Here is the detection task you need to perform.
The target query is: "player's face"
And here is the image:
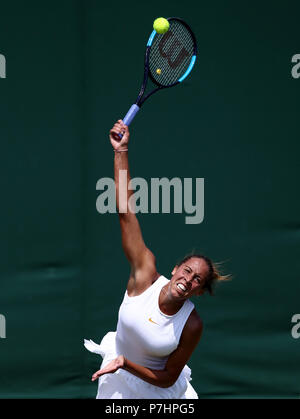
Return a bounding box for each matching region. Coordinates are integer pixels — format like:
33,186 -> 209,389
170,257 -> 209,299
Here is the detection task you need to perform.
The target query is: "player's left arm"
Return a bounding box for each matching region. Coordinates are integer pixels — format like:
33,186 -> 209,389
160,309 -> 203,387
91,310 -> 203,388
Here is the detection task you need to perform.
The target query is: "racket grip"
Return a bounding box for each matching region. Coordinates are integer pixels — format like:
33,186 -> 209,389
119,104 -> 140,138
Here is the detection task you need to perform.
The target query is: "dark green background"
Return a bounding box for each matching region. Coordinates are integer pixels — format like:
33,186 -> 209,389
0,0 -> 299,398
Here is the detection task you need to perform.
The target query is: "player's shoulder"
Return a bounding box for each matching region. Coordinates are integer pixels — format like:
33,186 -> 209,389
185,308 -> 203,336
180,309 -> 203,347
127,270 -> 160,296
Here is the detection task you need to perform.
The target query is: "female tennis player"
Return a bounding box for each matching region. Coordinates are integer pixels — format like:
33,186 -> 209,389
84,120 -> 228,399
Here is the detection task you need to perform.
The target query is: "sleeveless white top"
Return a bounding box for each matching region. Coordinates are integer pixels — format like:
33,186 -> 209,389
84,275 -> 198,399
116,275 -> 195,370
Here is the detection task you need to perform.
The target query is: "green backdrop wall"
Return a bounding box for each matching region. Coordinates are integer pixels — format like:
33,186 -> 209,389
0,0 -> 299,398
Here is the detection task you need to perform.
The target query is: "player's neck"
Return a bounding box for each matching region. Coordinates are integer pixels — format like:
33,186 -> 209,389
159,286 -> 184,315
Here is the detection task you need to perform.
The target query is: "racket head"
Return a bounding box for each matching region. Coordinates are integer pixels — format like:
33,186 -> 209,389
146,17 -> 197,88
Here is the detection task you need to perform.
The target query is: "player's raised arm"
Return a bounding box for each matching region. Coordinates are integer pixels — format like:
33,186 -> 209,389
109,120 -> 158,294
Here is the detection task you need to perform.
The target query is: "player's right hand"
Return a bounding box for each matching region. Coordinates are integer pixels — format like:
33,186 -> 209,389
91,355 -> 125,381
109,120 -> 130,151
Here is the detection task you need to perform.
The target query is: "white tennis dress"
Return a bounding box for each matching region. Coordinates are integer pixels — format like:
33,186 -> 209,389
84,275 -> 198,399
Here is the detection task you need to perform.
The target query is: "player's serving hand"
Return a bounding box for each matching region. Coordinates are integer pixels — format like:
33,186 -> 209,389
109,120 -> 130,151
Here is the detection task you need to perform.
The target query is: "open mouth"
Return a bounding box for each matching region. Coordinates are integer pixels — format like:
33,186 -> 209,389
176,283 -> 187,293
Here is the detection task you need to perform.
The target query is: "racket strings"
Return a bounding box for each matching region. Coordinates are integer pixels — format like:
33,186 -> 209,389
149,20 -> 195,86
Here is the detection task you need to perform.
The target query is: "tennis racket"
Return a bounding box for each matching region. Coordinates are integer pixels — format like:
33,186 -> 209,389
119,17 -> 197,136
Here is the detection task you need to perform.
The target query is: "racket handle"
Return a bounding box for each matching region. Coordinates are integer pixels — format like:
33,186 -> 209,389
119,104 -> 140,138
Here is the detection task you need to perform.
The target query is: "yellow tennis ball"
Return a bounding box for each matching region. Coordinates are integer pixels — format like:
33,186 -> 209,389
153,17 -> 169,34
156,68 -> 161,74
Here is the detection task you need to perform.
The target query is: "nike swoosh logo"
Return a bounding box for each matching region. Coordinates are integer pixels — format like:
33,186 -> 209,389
148,317 -> 159,325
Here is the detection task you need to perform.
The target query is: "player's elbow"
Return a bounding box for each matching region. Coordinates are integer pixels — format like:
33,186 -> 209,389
159,380 -> 176,388
158,372 -> 179,388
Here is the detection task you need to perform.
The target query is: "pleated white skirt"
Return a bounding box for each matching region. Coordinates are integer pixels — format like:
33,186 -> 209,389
84,332 -> 198,399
